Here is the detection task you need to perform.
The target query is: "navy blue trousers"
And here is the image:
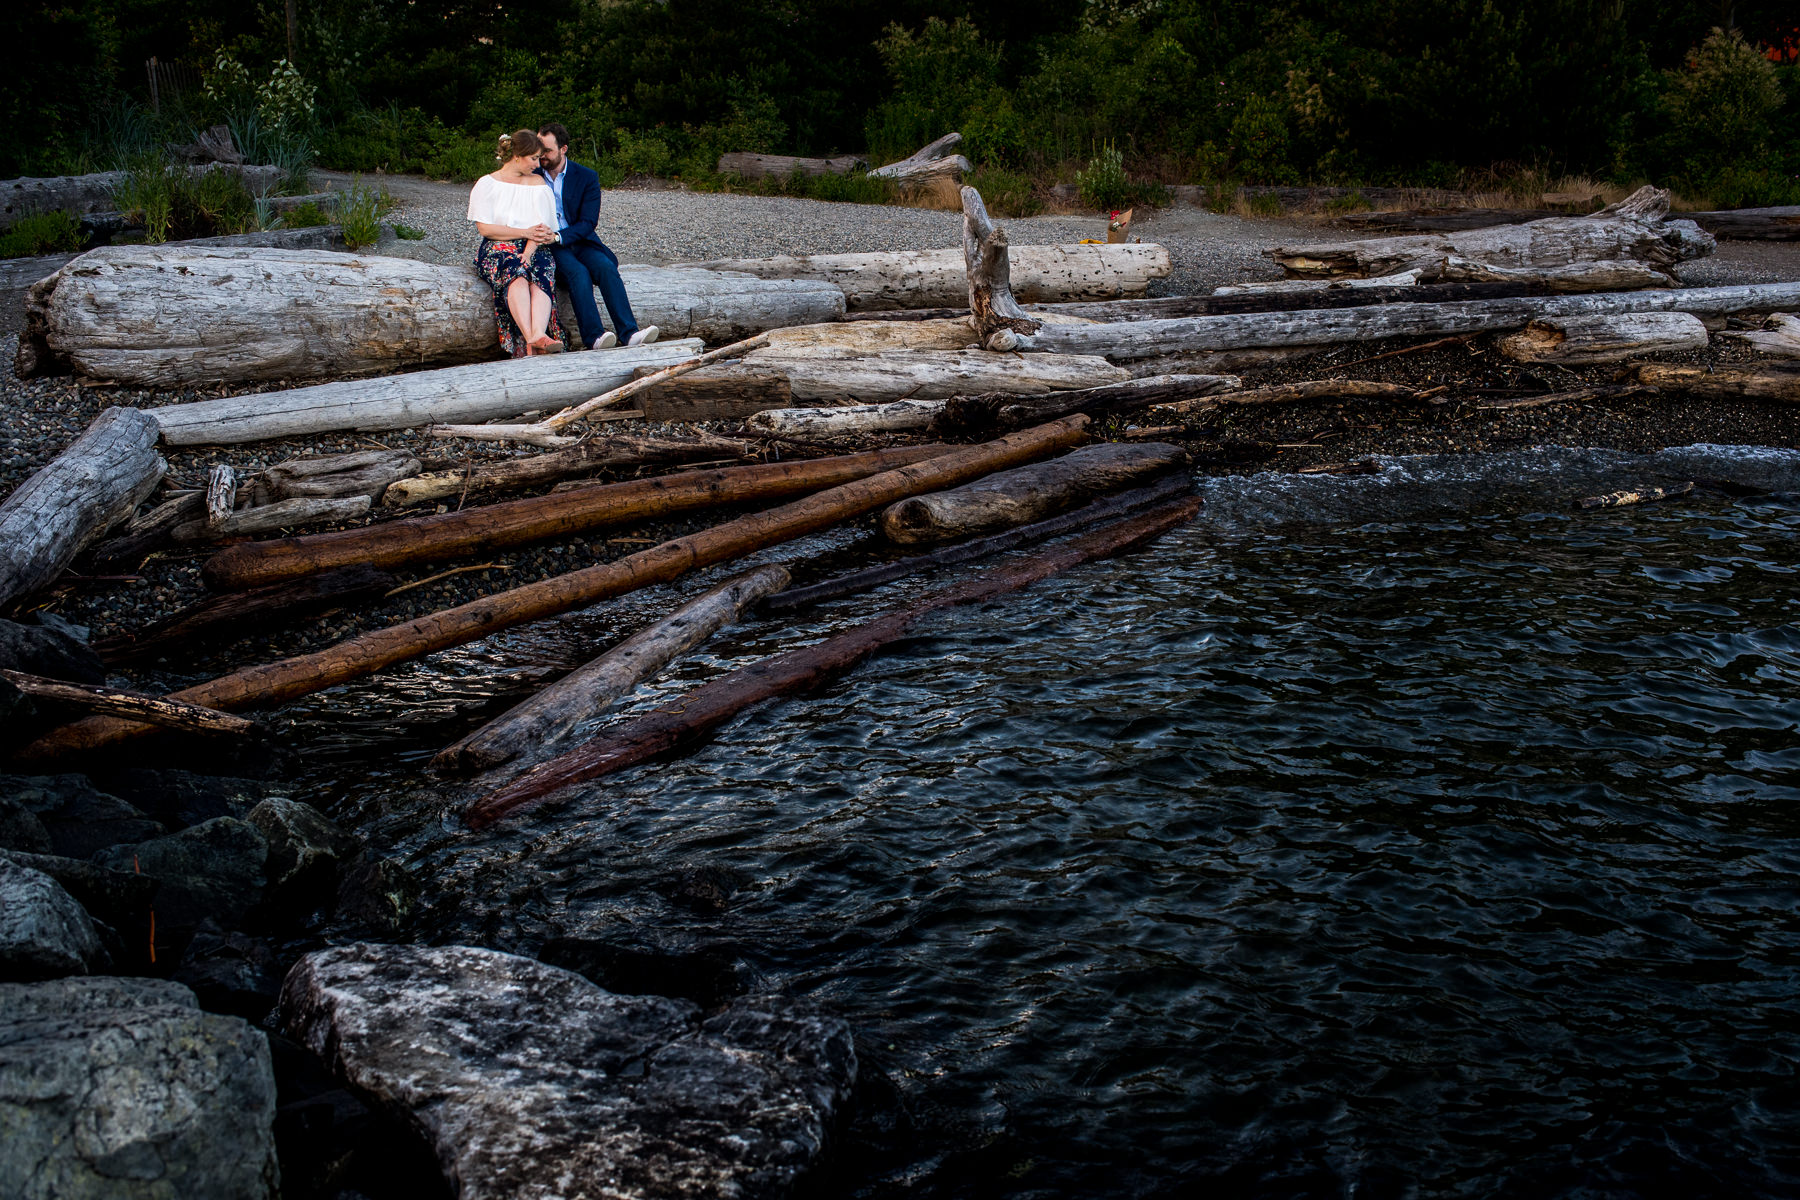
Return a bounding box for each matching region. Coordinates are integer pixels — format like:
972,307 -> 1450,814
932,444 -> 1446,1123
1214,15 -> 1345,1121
551,241 -> 640,346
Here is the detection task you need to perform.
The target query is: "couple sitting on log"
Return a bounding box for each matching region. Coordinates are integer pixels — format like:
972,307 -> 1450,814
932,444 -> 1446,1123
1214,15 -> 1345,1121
466,124 -> 659,357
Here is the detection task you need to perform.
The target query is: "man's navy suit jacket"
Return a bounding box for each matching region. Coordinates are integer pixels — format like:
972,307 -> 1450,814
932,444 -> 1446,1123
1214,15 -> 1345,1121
540,159 -> 605,250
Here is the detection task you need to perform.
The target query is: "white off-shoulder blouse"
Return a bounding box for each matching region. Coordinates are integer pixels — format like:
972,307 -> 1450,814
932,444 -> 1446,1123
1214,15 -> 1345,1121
467,174 -> 557,232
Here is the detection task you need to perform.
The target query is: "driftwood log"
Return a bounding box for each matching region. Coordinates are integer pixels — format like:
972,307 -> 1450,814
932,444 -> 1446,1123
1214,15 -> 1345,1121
1686,207 -> 1800,241
0,408 -> 165,610
1332,207 -> 1591,233
869,133 -> 971,184
1630,362 -> 1800,401
1436,256 -> 1679,292
1496,313 -> 1710,365
203,446 -> 949,591
0,165 -> 284,230
624,363 -> 794,421
1576,482 -> 1694,511
433,564 -> 792,776
932,374 -> 1242,436
1008,281 -> 1800,361
880,441 -> 1187,544
84,491 -> 203,571
250,450 -> 423,505
1214,269 -> 1425,295
205,466 -> 237,531
1152,379 -> 1428,417
1036,281 -> 1555,321
1722,313 -> 1800,357
2,669 -> 256,737
748,400 -> 947,437
743,346 -> 1128,402
173,495 -> 372,542
1473,383 -> 1658,411
22,418 -> 1092,760
466,490 -> 1201,827
555,265 -> 844,345
963,185 -> 1041,349
674,243 -> 1172,310
715,152 -> 867,181
384,434 -> 757,508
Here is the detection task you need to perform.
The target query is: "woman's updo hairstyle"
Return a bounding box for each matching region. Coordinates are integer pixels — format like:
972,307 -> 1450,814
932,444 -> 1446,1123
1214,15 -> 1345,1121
495,128 -> 544,163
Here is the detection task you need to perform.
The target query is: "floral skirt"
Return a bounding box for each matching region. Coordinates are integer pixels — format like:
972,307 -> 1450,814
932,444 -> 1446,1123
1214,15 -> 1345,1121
475,238 -> 565,357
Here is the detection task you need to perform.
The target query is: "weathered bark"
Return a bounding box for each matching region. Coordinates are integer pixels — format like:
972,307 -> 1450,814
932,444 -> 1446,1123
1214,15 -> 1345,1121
92,564 -> 396,666
1474,384 -> 1658,411
962,185 -> 1041,349
1438,255 -> 1677,291
765,474 -> 1194,613
1008,281 -> 1800,361
765,317 -> 977,353
1575,482 -> 1694,511
175,496 -> 371,542
433,564 -> 792,776
18,246 -> 836,385
1497,313 -> 1710,365
203,446 -> 953,591
869,133 -> 970,184
205,465 -> 237,530
251,450 -> 423,505
931,373 -> 1242,436
1150,379 -> 1428,417
0,407 -> 165,610
384,434 -> 757,508
1036,281 -> 1556,322
674,244 -> 1173,311
1722,313 -> 1800,357
1332,207 -> 1579,233
1630,362 -> 1800,401
2,669 -> 256,736
880,441 -> 1187,544
146,341 -> 701,446
1213,270 -> 1425,295
84,490 -> 203,571
0,164 -> 283,229
745,346 -> 1129,403
748,400 -> 947,437
1686,206 -> 1800,241
466,490 -> 1200,827
626,363 -> 794,422
1268,187 -> 1713,280
715,152 -> 867,180
22,419 -> 1091,759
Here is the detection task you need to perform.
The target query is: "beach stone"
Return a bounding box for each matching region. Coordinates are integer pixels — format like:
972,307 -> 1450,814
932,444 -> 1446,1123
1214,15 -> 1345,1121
95,768 -> 277,830
333,856 -> 419,935
93,817 -> 268,934
0,793 -> 52,854
0,857 -> 106,980
2,774 -> 163,858
279,943 -> 857,1200
172,922 -> 282,1019
0,848 -> 158,972
249,798 -> 358,920
0,613 -> 105,684
0,975 -> 280,1199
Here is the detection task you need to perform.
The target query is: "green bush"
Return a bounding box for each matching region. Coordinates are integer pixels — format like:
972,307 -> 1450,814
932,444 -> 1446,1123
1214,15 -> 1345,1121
425,140 -> 496,182
969,166 -> 1041,218
282,201 -> 332,229
333,178 -> 389,249
1076,143 -> 1131,212
0,211 -> 85,258
393,222 -> 428,240
1245,191 -> 1284,216
1323,190 -> 1370,215
614,129 -> 674,177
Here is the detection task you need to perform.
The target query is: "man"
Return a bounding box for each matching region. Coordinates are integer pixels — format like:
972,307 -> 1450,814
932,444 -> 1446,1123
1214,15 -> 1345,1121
536,123 -> 658,350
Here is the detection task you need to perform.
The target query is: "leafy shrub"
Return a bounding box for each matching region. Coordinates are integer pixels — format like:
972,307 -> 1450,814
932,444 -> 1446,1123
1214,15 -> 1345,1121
1077,143 -> 1131,211
865,18 -> 1005,164
0,211 -> 85,258
1245,191 -> 1284,217
1323,190 -> 1370,215
1700,165 -> 1800,209
425,140 -> 497,182
113,155 -> 258,242
1665,28 -> 1784,177
614,129 -> 674,177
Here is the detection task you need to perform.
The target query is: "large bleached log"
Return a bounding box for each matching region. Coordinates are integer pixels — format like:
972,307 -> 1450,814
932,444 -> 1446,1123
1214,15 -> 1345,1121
1438,256 -> 1677,292
1213,269 -> 1425,295
628,363 -> 794,422
674,244 -> 1172,310
433,565 -> 792,776
1008,281 -> 1800,361
749,400 -> 947,437
1,165 -> 284,229
0,407 -> 164,609
765,317 -> 976,353
933,374 -> 1241,436
1686,206 -> 1800,241
146,342 -> 701,446
466,490 -> 1200,827
1497,313 -> 1710,365
204,447 -> 951,590
963,186 -> 1041,348
23,420 -> 1091,759
1722,313 -> 1800,357
1630,362 -> 1800,401
716,152 -> 867,180
880,442 -> 1187,544
1269,187 -> 1712,280
748,346 -> 1128,402
557,266 -> 845,344
869,133 -> 970,184
384,433 -> 757,508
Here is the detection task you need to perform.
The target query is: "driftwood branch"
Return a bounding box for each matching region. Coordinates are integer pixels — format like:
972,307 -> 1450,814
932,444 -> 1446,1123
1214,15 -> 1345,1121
383,434 -> 757,508
2,668 -> 255,736
1496,313 -> 1709,365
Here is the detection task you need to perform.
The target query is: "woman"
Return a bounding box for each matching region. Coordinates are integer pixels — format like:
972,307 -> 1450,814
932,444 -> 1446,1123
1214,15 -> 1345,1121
468,129 -> 566,356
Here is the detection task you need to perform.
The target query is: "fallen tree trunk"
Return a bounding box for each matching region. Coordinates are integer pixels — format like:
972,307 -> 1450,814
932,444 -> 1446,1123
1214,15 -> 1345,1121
384,434 -> 757,508
1686,206 -> 1800,241
174,495 -> 372,542
1722,313 -> 1800,357
2,669 -> 256,736
716,152 -> 867,181
1154,379 -> 1428,417
626,363 -> 794,422
932,373 -> 1242,436
748,400 -> 947,437
84,490 -> 203,571
1213,269 -> 1424,295
92,564 -> 396,666
1,164 -> 284,229
22,419 -> 1091,759
963,185 -> 1041,348
1629,362 -> 1800,401
145,341 -> 700,445
880,441 -> 1187,544
17,246 -> 837,385
745,346 -> 1128,402
1332,207 -> 1579,233
1497,313 -> 1710,365
0,408 -> 164,610
1036,281 -> 1556,321
1008,281 -> 1800,361
673,244 -> 1172,310
765,474 -> 1194,613
869,133 -> 970,184
433,564 -> 792,776
250,450 -> 423,505
203,446 -> 952,591
466,490 -> 1201,827
1438,255 -> 1677,291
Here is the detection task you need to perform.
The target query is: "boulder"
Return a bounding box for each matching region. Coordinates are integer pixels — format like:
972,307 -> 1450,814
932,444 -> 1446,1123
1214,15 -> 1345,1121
93,816 -> 268,935
0,793 -> 52,854
2,775 -> 162,858
0,849 -> 157,972
332,857 -> 419,937
279,943 -> 857,1200
0,857 -> 106,980
0,975 -> 280,1199
0,614 -> 105,684
172,922 -> 282,1019
94,769 -> 277,830
249,798 -> 359,920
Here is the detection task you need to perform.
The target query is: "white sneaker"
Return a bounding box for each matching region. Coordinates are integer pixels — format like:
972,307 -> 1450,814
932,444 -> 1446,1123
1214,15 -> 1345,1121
590,331 -> 617,350
626,326 -> 660,347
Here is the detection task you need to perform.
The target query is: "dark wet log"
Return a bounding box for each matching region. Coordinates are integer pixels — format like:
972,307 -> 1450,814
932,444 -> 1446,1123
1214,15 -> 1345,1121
963,186 -> 1041,350
716,152 -> 867,181
1575,482 -> 1694,511
21,419 -> 1091,760
433,565 -> 792,776
1629,362 -> 1800,401
933,373 -> 1242,436
92,564 -> 396,666
466,491 -> 1201,828
1686,206 -> 1800,241
251,450 -> 423,506
764,474 -> 1194,613
84,491 -> 203,572
870,133 -> 970,184
1497,313 -> 1710,365
2,668 -> 255,736
384,434 -> 757,508
204,446 -> 950,591
0,407 -> 165,610
880,442 -> 1187,544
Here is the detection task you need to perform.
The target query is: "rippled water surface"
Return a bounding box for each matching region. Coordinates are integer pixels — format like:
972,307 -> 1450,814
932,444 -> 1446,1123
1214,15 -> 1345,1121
302,449 -> 1800,1198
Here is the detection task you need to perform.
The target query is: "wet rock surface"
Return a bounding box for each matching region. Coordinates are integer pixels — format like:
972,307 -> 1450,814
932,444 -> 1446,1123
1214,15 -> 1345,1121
93,816 -> 269,939
0,856 -> 106,980
3,774 -> 163,859
279,942 -> 856,1200
0,614 -> 106,684
0,975 -> 280,1199
249,797 -> 358,920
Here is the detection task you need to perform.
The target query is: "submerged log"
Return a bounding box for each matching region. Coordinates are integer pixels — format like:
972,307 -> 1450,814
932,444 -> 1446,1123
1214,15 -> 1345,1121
204,446 -> 949,591
1722,313 -> 1800,357
716,152 -> 867,181
1496,313 -> 1710,365
869,133 -> 970,184
880,441 -> 1187,544
433,564 -> 792,776
2,669 -> 256,736
251,450 -> 423,505
92,564 -> 396,666
22,419 -> 1091,759
466,490 -> 1201,827
934,373 -> 1243,436
1629,362 -> 1800,401
1575,482 -> 1694,511
674,244 -> 1172,311
0,407 -> 164,610
384,434 -> 757,508
1686,206 -> 1800,241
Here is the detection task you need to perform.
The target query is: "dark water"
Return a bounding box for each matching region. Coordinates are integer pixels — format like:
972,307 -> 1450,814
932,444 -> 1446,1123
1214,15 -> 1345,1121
300,447 -> 1800,1199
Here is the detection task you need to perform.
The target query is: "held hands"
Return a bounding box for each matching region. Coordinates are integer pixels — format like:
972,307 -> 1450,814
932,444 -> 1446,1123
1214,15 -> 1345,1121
528,223 -> 556,244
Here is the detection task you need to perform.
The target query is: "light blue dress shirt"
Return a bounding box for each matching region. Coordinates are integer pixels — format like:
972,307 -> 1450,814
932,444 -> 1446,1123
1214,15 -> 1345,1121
545,163 -> 569,232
